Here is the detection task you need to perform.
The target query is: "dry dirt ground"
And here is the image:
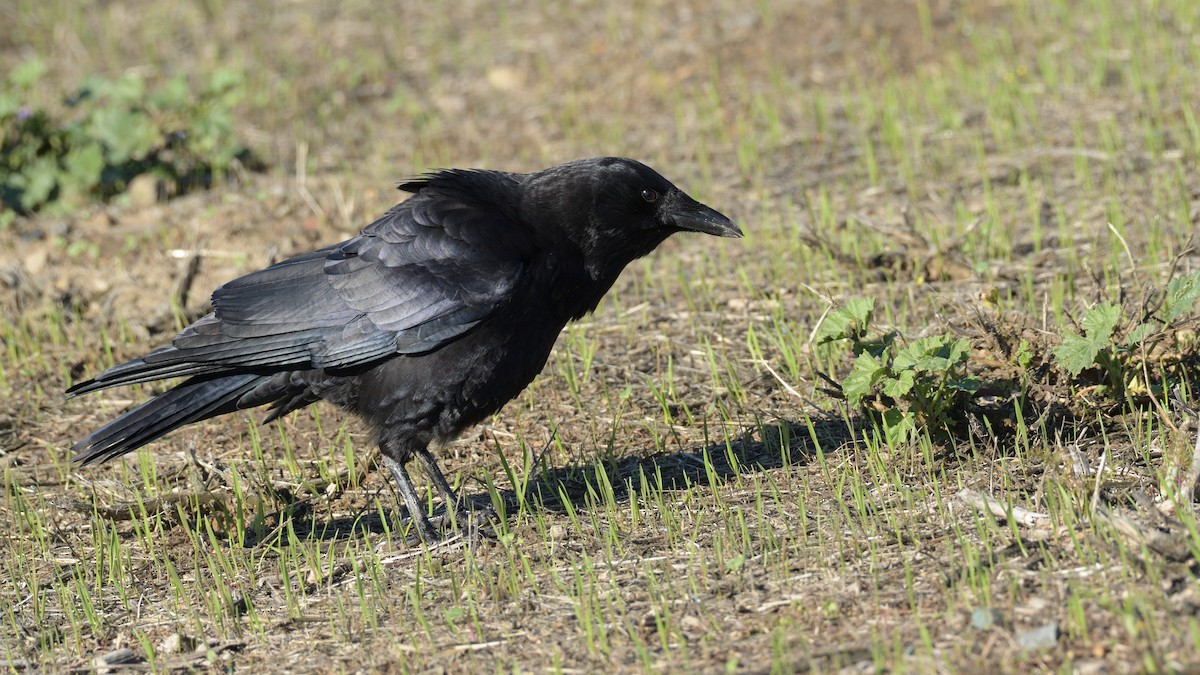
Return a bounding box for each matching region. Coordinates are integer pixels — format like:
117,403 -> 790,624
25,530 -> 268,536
4,1 -> 1200,672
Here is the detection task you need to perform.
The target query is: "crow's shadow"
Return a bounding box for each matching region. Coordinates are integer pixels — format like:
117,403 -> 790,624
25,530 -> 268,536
263,415 -> 855,544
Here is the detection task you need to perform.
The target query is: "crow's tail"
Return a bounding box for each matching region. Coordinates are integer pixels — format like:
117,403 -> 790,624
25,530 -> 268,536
72,373 -> 271,465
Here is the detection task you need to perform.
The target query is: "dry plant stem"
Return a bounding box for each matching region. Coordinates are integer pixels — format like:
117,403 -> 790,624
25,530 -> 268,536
1064,443 -> 1092,480
1184,423 -> 1200,509
173,252 -> 202,309
956,488 -> 1052,531
1095,507 -> 1193,563
752,358 -> 804,399
1090,449 -> 1107,515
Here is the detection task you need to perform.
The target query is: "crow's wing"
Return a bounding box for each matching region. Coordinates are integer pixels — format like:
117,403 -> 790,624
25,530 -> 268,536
69,181 -> 534,395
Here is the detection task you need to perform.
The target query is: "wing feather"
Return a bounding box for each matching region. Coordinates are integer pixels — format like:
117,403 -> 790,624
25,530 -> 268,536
69,172 -> 535,395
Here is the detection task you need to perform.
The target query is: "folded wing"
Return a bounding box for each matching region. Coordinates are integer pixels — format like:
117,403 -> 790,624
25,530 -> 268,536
69,175 -> 533,396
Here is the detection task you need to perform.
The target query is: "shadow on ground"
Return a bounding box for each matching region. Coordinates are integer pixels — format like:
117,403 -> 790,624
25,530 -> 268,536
256,415 -> 856,545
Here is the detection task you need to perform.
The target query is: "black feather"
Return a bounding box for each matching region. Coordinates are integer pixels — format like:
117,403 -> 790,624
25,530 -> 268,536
70,157 -> 740,536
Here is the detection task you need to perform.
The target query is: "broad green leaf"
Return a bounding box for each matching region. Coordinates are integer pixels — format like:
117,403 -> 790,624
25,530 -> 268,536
881,409 -> 916,446
1,65 -> 252,213
1055,334 -> 1098,376
1082,302 -> 1120,342
1124,321 -> 1158,347
9,59 -> 47,89
815,298 -> 875,344
63,143 -> 104,189
0,91 -> 21,118
16,156 -> 59,210
894,334 -> 968,372
152,75 -> 191,109
945,337 -> 971,363
948,377 -> 981,393
844,352 -> 885,406
859,331 -> 898,358
882,370 -> 916,399
894,340 -> 929,371
209,67 -> 245,94
189,110 -> 236,162
99,73 -> 146,102
89,108 -> 159,162
1163,272 -> 1200,323
1055,302 -> 1120,376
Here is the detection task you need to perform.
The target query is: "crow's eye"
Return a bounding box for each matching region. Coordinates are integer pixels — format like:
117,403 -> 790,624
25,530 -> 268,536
641,188 -> 659,203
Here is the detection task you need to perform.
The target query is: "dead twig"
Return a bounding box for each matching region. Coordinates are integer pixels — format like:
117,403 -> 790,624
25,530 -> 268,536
956,488 -> 1053,531
1090,448 -> 1107,515
1183,418 -> 1200,508
751,358 -> 805,400
1095,506 -> 1193,563
173,251 -> 202,310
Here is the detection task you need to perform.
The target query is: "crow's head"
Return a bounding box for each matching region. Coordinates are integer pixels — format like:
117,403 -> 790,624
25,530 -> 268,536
525,157 -> 741,280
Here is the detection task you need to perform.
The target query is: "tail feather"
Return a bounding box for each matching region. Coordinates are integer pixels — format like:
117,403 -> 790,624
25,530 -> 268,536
73,373 -> 268,465
67,361 -> 229,397
65,340 -> 307,397
67,345 -> 231,397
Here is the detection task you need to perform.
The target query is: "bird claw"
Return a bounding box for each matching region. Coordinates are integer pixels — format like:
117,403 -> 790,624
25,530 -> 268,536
429,499 -> 500,543
404,516 -> 442,546
401,498 -> 500,546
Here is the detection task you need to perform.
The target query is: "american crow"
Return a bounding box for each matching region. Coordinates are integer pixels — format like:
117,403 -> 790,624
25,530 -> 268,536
69,157 -> 741,540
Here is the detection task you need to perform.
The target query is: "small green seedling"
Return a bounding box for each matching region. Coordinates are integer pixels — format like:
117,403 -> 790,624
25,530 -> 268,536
816,298 -> 979,445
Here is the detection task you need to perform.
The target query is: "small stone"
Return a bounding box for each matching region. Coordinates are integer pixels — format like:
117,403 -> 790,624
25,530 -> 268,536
79,209 -> 114,234
1073,660 -> 1109,675
1017,622 -> 1059,651
486,66 -> 524,92
1020,596 -> 1048,614
92,648 -> 140,670
23,247 -> 47,275
157,633 -> 198,654
970,607 -> 1006,630
90,277 -> 112,295
640,609 -> 659,628
127,174 -> 160,207
158,634 -> 181,654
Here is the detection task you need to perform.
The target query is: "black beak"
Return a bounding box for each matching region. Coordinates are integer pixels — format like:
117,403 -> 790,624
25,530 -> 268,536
669,197 -> 743,238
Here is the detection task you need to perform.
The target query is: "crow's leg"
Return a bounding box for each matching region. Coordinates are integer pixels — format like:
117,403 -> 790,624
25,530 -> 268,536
381,454 -> 438,543
413,447 -> 461,509
414,447 -> 497,535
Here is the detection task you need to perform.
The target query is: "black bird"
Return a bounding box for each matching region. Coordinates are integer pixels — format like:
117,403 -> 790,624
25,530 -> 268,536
69,157 -> 741,540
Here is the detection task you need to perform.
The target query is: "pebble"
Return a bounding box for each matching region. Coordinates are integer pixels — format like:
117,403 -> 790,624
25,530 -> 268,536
1017,622 -> 1059,651
92,648 -> 140,670
970,607 -> 1006,630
